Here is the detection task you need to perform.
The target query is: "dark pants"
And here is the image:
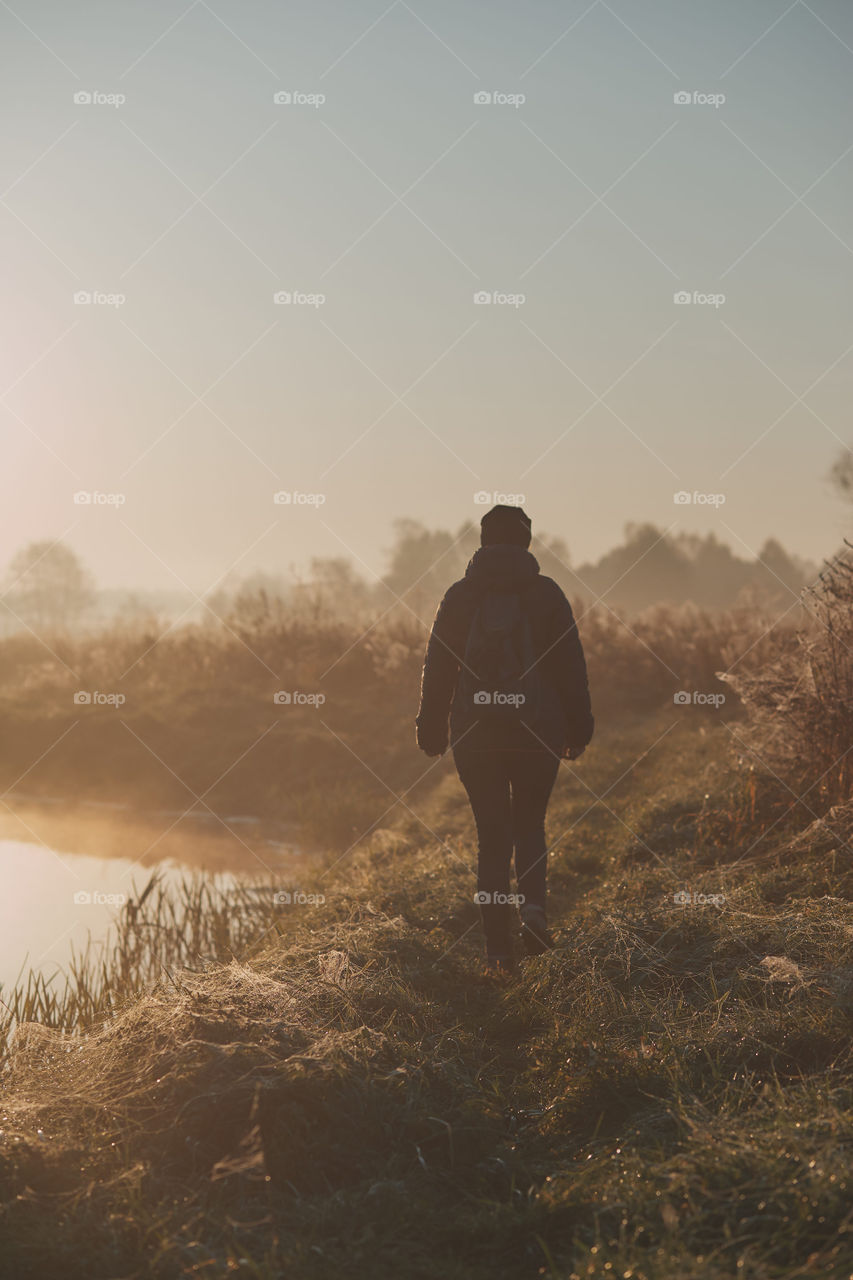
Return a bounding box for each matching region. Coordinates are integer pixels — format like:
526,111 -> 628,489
454,748 -> 560,956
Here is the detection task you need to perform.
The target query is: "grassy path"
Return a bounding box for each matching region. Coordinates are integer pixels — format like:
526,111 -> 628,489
3,719 -> 853,1279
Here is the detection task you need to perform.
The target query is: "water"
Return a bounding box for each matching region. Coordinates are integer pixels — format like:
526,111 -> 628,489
0,806 -> 304,993
0,839 -> 201,992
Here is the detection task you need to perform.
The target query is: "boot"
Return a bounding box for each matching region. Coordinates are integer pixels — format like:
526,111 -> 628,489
520,903 -> 554,956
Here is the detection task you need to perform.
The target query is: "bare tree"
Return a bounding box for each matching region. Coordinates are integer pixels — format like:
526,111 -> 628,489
829,448 -> 853,501
4,541 -> 95,633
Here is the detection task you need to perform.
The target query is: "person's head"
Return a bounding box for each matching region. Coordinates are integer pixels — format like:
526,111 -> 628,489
480,504 -> 532,549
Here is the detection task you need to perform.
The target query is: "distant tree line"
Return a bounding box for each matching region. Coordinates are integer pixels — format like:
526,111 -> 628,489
379,518 -> 817,617
10,444 -> 853,634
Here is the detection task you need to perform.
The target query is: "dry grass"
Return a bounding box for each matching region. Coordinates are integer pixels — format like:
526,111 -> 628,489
0,600 -> 779,849
722,548 -> 853,811
1,707 -> 853,1277
1,600 -> 850,1277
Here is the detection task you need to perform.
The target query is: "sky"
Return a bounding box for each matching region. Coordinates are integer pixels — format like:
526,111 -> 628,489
2,0 -> 853,593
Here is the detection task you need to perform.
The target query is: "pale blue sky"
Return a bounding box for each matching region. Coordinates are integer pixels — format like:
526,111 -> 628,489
2,0 -> 852,590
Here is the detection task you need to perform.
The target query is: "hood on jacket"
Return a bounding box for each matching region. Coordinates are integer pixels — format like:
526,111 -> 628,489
464,545 -> 540,589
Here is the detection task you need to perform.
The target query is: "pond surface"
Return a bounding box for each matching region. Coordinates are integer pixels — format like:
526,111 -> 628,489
0,803 -> 306,994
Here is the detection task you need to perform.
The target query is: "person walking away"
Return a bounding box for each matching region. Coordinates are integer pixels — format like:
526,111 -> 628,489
415,504 -> 594,973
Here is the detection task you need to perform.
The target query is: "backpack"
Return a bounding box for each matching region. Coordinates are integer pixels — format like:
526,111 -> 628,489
456,584 -> 543,735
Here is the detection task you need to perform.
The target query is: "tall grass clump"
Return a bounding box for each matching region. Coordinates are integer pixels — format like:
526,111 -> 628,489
0,872 -> 301,1061
721,548 -> 853,811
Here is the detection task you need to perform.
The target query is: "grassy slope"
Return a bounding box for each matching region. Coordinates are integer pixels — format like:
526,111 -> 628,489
3,715 -> 853,1279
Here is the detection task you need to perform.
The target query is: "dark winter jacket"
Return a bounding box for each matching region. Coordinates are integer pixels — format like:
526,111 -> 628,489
415,545 -> 594,756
